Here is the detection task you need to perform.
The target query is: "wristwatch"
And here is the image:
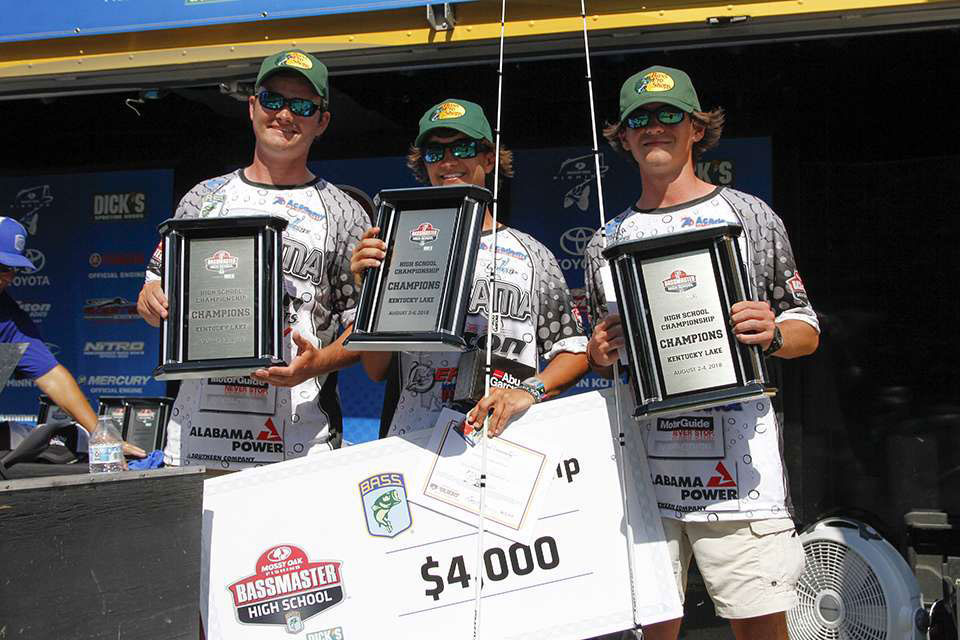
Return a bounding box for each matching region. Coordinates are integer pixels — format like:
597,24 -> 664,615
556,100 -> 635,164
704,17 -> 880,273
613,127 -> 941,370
520,377 -> 547,404
763,325 -> 784,357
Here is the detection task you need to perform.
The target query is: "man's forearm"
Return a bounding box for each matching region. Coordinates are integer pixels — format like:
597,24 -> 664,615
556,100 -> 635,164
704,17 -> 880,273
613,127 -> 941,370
539,352 -> 590,399
34,365 -> 98,432
773,319 -> 819,359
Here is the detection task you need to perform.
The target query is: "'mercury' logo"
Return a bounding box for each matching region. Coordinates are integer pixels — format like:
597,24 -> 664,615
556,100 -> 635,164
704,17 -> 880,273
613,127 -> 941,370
662,269 -> 697,293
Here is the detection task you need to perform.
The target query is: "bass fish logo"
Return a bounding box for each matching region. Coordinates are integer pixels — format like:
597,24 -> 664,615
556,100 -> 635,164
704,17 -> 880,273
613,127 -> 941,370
430,101 -> 466,121
636,71 -> 675,94
359,473 -> 412,538
279,51 -> 313,70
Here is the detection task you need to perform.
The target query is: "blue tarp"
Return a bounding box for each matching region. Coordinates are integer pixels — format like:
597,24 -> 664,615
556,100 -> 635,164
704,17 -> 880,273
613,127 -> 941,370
1,1 -> 475,43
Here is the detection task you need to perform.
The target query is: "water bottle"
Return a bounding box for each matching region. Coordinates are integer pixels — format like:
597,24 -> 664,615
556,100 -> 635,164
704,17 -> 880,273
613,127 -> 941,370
89,416 -> 125,474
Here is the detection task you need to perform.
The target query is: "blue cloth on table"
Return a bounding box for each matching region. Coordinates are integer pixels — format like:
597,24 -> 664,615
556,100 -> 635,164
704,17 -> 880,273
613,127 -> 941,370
127,450 -> 164,470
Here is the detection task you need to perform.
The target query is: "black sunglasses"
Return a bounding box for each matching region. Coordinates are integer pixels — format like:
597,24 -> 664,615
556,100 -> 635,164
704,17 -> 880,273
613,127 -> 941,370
257,90 -> 322,118
422,139 -> 486,164
0,265 -> 18,275
625,105 -> 686,129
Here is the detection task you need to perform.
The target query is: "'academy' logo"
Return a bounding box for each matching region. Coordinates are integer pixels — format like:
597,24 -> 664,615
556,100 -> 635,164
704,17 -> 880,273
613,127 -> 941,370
430,102 -> 466,121
206,250 -> 239,276
663,270 -> 697,293
279,51 -> 314,70
410,222 -> 439,246
228,545 -> 343,634
359,473 -> 412,538
636,71 -> 675,94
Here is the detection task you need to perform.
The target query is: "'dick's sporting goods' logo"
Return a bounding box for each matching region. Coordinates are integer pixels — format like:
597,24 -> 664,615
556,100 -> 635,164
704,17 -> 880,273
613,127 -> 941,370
359,473 -> 412,538
279,51 -> 313,70
636,71 -> 675,94
430,102 -> 466,121
662,269 -> 697,293
228,545 -> 344,634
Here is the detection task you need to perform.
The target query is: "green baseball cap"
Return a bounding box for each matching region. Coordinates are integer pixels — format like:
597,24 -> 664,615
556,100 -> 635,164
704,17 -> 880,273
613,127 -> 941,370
255,49 -> 328,98
415,99 -> 493,146
619,65 -> 701,121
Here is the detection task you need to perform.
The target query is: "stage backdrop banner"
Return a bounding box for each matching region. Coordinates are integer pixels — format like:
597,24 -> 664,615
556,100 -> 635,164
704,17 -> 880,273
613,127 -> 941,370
310,139 -> 771,442
0,170 -> 171,419
201,389 -> 682,639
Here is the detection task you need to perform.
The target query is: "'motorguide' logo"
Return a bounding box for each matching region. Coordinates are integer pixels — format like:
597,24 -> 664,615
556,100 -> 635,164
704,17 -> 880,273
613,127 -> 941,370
662,270 -> 697,293
228,545 -> 344,634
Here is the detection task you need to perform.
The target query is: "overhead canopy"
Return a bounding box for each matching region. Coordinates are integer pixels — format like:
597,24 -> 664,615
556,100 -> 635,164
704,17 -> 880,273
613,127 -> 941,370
0,0 -> 956,99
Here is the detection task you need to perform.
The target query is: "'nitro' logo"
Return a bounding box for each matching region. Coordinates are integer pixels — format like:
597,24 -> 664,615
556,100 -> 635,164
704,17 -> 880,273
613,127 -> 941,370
205,250 -> 239,275
84,341 -> 145,358
228,545 -> 344,633
410,223 -> 439,246
657,416 -> 714,432
663,270 -> 696,293
93,192 -> 146,221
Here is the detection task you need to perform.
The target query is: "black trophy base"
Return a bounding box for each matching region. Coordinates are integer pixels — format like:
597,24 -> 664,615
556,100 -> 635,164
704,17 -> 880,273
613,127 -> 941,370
635,383 -> 776,418
344,332 -> 468,352
153,357 -> 286,381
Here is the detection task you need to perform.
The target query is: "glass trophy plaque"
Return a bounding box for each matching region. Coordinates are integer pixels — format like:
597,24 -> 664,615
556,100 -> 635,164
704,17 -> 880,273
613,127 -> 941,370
345,185 -> 491,352
153,216 -> 287,380
602,224 -> 774,416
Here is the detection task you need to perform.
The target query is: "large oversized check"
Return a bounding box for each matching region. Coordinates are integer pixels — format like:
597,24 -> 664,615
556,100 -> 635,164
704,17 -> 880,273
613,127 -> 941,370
201,390 -> 681,639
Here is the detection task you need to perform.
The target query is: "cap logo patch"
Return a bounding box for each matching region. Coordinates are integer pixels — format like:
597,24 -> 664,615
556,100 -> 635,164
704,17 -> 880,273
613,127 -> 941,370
636,71 -> 675,94
14,235 -> 25,252
278,51 -> 313,70
431,102 -> 466,121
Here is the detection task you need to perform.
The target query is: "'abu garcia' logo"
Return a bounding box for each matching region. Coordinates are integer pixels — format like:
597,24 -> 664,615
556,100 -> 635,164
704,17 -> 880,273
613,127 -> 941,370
662,270 -> 697,293
205,250 -> 239,276
359,472 -> 412,538
410,223 -> 439,247
228,544 -> 344,634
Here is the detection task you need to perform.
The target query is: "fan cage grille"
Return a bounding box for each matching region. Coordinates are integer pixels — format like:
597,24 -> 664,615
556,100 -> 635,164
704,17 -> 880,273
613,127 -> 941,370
788,538 -> 888,640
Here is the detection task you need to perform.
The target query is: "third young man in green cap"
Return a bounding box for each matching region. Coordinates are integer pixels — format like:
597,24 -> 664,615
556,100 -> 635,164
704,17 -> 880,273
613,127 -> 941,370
584,66 -> 820,640
351,98 -> 589,438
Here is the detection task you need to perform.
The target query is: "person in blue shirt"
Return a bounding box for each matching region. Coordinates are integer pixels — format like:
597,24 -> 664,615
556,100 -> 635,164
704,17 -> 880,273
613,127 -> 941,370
0,216 -> 145,457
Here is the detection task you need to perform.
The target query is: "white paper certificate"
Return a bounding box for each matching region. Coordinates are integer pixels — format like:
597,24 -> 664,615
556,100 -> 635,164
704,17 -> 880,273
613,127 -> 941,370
422,408 -> 556,539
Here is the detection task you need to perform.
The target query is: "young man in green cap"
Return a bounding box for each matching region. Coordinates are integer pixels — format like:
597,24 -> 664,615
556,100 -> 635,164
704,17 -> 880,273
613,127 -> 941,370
583,66 -> 820,640
137,49 -> 367,468
350,98 -> 589,438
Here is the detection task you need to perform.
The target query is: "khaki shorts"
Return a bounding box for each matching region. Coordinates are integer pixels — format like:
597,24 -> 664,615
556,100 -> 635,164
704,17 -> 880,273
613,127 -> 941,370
661,517 -> 805,619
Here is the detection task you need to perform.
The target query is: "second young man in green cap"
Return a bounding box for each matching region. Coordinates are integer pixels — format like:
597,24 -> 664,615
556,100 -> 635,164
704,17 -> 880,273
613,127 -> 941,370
351,98 -> 589,438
